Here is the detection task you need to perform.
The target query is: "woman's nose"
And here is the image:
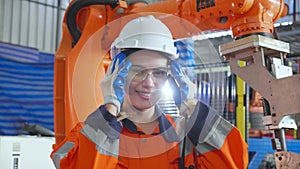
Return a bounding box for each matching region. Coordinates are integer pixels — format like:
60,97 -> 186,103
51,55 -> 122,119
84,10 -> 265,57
141,73 -> 155,87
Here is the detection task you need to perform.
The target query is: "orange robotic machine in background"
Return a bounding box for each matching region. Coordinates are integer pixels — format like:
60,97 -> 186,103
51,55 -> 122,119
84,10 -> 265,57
53,0 -> 294,167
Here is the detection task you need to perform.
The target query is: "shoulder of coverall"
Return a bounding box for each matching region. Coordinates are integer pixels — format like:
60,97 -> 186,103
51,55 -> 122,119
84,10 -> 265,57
187,100 -> 237,153
84,105 -> 122,142
83,104 -> 185,143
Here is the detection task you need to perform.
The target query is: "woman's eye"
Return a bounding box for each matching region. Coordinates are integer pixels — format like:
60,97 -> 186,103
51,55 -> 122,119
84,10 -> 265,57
153,70 -> 167,77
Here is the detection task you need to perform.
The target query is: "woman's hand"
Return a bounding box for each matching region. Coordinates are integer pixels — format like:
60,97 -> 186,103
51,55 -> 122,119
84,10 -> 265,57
169,60 -> 197,117
100,52 -> 131,115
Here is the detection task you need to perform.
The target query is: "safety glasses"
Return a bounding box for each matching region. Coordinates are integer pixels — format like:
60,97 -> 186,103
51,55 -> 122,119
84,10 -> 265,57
129,65 -> 170,83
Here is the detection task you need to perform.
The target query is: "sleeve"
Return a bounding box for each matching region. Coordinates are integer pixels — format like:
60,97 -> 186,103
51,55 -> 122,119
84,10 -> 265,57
51,105 -> 123,169
50,122 -> 82,169
187,102 -> 248,169
84,105 -> 122,141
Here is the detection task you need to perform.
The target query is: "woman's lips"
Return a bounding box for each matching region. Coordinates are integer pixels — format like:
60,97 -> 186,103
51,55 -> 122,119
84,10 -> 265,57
137,91 -> 152,100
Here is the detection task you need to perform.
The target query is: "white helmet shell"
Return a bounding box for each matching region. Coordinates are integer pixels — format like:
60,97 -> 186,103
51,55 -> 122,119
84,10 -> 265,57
111,15 -> 178,60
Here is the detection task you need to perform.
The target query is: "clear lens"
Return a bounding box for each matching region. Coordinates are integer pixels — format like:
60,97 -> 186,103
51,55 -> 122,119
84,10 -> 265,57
130,65 -> 169,83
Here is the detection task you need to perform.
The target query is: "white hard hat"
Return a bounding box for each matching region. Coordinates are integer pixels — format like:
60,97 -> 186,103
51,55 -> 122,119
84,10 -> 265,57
110,15 -> 178,60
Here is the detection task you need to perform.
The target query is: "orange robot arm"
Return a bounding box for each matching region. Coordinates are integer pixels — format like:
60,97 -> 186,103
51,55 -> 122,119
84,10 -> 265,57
53,0 -> 288,148
129,0 -> 288,38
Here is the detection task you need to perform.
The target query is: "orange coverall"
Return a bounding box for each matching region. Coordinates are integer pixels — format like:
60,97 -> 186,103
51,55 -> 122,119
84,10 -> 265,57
51,101 -> 248,169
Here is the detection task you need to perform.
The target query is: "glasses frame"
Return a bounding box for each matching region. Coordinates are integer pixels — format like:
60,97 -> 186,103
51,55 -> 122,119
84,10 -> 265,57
129,65 -> 171,83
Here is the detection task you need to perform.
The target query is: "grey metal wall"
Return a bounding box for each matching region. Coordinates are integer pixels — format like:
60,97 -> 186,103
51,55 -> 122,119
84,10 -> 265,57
0,0 -> 165,54
0,0 -> 70,54
0,0 -> 298,54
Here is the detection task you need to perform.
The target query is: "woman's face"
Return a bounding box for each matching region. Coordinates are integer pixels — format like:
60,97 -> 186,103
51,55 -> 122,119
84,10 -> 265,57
124,50 -> 169,111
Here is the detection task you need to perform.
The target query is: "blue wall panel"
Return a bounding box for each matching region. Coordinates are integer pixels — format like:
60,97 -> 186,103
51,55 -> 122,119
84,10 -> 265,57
0,42 -> 54,135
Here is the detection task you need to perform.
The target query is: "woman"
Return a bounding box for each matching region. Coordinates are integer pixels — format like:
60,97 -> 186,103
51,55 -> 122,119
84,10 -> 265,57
51,15 -> 248,169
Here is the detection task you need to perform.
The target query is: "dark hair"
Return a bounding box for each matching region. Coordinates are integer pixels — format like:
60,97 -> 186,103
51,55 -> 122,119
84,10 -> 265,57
122,49 -> 142,57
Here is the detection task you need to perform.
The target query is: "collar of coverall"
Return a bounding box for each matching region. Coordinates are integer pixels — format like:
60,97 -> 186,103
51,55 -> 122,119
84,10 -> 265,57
121,106 -> 180,142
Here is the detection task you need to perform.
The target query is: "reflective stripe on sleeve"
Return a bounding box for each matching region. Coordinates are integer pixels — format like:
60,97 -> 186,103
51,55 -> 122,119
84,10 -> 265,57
85,106 -> 122,141
195,117 -> 233,154
81,124 -> 119,158
52,141 -> 75,169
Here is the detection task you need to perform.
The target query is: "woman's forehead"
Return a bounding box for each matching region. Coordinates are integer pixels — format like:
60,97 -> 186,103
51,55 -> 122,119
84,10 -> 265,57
127,50 -> 168,67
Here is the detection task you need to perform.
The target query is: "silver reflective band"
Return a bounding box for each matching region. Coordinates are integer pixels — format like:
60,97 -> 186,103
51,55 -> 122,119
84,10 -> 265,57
52,141 -> 75,169
81,124 -> 119,157
196,117 -> 233,154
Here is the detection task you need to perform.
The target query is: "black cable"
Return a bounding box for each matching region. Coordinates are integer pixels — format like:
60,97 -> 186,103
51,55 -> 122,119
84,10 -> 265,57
66,0 -> 119,47
179,113 -> 188,169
